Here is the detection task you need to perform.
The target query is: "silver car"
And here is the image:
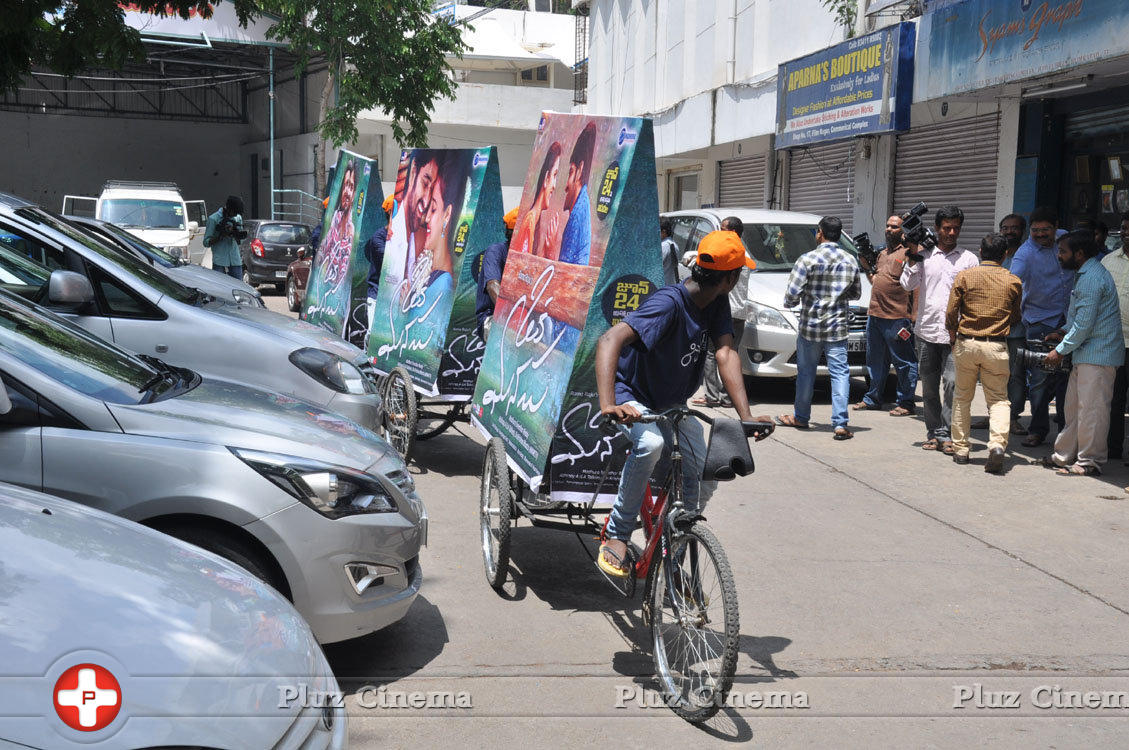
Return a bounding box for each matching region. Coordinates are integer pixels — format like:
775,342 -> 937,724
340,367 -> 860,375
662,209 -> 873,378
65,214 -> 265,307
0,192 -> 384,433
0,288 -> 424,643
0,482 -> 346,748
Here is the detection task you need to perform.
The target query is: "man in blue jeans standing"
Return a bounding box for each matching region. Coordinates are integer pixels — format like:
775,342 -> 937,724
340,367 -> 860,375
594,230 -> 769,578
777,216 -> 861,439
203,195 -> 246,279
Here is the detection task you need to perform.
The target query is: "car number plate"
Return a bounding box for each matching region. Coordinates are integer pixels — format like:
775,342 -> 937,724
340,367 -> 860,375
275,270 -> 288,278
847,339 -> 865,352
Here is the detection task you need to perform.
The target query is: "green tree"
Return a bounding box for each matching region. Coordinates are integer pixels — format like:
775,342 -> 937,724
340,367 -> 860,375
820,0 -> 858,38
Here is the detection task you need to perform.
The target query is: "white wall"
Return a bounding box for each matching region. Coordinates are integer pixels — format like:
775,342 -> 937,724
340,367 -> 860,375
0,110 -> 249,214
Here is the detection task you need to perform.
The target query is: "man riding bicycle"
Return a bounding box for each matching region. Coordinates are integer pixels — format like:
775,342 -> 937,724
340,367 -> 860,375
595,230 -> 771,578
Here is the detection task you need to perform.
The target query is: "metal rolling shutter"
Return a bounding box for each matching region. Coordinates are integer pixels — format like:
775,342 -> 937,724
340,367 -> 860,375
893,113 -> 1000,243
787,140 -> 855,232
718,154 -> 766,208
1065,103 -> 1129,140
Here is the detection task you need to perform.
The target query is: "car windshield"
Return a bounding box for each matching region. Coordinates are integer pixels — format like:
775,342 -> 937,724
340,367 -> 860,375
0,290 -> 158,404
741,223 -> 858,272
101,198 -> 185,230
92,221 -> 179,267
259,224 -> 311,244
16,209 -> 197,304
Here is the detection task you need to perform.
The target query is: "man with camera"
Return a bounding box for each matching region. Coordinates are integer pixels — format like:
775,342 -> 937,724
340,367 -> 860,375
900,205 -> 978,454
945,234 -> 1022,474
203,195 -> 248,279
854,214 -> 918,416
1040,231 -> 1124,476
1008,207 -> 1073,447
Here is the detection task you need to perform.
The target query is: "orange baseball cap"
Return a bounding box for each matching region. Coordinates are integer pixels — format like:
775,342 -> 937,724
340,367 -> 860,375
503,207 -> 519,230
382,195 -> 394,213
696,230 -> 756,271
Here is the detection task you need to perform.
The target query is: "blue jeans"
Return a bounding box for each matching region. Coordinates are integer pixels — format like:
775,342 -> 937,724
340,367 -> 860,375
1024,320 -> 1067,439
862,317 -> 918,409
607,401 -> 715,542
793,336 -> 850,428
213,264 -> 242,279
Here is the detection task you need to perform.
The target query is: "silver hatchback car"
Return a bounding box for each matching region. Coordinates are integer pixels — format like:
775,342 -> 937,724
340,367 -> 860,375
0,482 -> 346,748
0,192 -> 384,433
0,288 -> 424,643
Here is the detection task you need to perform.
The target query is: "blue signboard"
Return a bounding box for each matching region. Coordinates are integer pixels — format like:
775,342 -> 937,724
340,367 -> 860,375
918,0 -> 1129,99
775,22 -> 915,150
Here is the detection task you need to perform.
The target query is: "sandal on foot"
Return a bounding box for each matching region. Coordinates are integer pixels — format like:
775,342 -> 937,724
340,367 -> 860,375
1056,464 -> 1101,477
921,438 -> 940,450
775,414 -> 810,429
888,406 -> 912,416
1041,456 -> 1064,469
833,427 -> 854,440
941,441 -> 955,455
850,401 -> 877,411
597,542 -> 631,578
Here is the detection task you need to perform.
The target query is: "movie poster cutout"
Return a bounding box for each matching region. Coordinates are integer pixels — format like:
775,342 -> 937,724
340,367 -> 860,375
367,147 -> 504,396
471,113 -> 663,495
301,150 -> 385,345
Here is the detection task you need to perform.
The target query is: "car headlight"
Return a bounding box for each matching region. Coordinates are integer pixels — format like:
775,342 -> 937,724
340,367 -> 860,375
750,302 -> 794,330
231,289 -> 262,306
230,448 -> 397,518
289,348 -> 372,394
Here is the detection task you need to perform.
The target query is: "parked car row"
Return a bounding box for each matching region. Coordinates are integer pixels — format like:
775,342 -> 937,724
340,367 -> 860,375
0,191 -> 423,746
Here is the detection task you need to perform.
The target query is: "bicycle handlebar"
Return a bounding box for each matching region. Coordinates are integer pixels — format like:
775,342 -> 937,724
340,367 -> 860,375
599,407 -> 774,439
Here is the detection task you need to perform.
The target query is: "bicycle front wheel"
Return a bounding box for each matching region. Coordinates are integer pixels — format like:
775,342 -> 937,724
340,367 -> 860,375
648,522 -> 739,723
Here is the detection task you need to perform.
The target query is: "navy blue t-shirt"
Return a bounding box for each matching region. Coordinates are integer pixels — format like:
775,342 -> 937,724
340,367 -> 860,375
364,227 -> 387,299
615,282 -> 734,410
474,241 -> 509,336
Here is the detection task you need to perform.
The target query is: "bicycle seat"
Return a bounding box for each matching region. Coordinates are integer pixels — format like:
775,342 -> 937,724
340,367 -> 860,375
701,417 -> 754,481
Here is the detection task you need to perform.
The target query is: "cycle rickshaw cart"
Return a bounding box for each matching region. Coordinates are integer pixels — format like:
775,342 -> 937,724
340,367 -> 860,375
365,146 -> 506,464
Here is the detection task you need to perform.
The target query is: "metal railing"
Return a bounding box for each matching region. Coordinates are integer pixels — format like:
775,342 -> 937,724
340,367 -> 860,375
272,188 -> 323,227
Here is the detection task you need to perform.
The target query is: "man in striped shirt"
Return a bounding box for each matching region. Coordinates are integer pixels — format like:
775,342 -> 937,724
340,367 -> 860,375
779,216 -> 861,439
1042,230 -> 1126,476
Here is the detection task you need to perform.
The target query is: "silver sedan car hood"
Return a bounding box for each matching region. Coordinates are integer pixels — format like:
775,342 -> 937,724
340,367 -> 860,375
169,263 -> 260,300
108,378 -> 396,472
0,483 -> 342,749
201,300 -> 363,363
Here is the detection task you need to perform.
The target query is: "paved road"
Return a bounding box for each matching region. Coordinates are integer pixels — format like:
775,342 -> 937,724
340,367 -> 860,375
258,287 -> 1129,747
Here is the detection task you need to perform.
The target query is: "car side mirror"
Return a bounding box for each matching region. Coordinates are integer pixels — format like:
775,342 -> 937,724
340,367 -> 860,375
0,376 -> 10,416
167,246 -> 183,260
47,270 -> 95,310
187,220 -> 200,232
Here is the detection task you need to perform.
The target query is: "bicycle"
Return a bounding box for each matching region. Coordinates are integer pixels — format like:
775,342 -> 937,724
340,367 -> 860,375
479,406 -> 772,722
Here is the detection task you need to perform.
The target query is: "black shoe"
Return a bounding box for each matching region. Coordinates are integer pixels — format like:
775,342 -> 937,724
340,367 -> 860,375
970,418 -> 989,430
985,447 -> 1005,474
953,453 -> 970,465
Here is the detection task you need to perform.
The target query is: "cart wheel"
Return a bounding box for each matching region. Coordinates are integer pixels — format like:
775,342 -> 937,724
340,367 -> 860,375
415,412 -> 459,441
480,437 -> 513,591
381,367 -> 417,463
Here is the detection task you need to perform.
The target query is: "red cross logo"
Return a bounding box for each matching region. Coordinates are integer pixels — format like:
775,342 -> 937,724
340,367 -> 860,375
53,664 -> 121,731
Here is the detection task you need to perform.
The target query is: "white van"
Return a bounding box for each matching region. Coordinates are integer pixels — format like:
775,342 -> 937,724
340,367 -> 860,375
63,180 -> 207,265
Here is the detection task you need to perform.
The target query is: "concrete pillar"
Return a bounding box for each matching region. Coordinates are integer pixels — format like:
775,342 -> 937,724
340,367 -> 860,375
994,96 -> 1022,225
852,133 -> 896,237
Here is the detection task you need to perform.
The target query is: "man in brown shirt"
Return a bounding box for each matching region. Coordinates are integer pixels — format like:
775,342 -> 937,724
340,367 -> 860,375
946,233 -> 1023,473
854,215 -> 918,416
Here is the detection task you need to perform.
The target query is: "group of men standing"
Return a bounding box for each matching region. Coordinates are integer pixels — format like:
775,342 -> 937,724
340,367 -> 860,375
778,204 -> 1129,477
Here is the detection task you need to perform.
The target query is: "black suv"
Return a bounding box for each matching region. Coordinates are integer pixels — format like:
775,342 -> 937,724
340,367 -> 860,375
239,221 -> 313,291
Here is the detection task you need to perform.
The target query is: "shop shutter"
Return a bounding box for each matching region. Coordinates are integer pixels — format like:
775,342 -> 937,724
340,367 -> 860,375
787,140 -> 855,232
893,113 -> 1000,243
1065,104 -> 1129,140
718,154 -> 766,208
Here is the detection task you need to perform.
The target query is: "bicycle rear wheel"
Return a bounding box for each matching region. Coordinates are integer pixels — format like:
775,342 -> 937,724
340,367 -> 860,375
647,522 -> 739,723
381,367 -> 417,463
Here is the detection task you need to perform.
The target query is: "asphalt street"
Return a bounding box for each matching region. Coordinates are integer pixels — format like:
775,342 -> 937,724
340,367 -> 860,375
259,290 -> 1129,748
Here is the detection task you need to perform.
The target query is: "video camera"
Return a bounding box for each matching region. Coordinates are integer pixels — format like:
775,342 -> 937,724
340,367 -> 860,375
218,216 -> 248,243
1015,339 -> 1072,374
899,202 -> 937,262
852,231 -> 878,271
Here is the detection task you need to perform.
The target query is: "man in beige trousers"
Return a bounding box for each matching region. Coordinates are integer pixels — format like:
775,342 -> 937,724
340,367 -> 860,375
946,233 -> 1022,474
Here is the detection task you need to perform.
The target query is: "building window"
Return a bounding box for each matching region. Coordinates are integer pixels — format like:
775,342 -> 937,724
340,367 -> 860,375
521,65 -> 549,83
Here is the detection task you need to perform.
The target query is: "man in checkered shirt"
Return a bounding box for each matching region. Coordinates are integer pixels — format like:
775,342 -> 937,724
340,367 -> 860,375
778,216 -> 861,439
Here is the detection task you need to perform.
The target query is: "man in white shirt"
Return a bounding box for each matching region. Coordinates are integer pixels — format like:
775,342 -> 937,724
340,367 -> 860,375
900,205 -> 979,454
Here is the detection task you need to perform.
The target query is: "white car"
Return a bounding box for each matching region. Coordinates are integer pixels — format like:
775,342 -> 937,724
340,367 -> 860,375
662,208 -> 873,378
63,180 -> 207,265
0,482 -> 345,749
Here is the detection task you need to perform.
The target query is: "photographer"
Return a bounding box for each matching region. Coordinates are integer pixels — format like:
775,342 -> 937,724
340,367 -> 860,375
1041,231 -> 1125,476
900,205 -> 978,454
203,195 -> 247,279
853,215 -> 918,416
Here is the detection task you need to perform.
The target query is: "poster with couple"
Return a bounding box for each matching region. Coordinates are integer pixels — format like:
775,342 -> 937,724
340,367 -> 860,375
302,150 -> 386,346
471,113 -> 663,500
367,147 -> 505,397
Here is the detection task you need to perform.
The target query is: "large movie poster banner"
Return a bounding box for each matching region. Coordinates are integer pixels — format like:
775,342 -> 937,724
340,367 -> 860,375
302,151 -> 385,341
367,148 -> 502,396
471,113 -> 662,492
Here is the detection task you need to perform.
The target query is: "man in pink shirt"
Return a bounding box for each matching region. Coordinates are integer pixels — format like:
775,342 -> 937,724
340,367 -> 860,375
900,206 -> 979,453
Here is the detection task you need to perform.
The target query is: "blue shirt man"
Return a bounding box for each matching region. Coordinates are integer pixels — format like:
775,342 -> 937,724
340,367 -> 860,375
558,185 -> 590,264
1054,256 -> 1125,367
474,241 -> 509,338
203,195 -> 245,276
